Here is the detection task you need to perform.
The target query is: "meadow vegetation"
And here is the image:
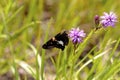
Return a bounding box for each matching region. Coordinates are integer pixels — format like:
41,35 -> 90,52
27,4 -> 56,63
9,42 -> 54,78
0,0 -> 120,80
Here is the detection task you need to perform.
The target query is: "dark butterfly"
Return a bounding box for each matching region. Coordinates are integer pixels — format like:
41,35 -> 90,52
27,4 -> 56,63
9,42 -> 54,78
42,31 -> 69,50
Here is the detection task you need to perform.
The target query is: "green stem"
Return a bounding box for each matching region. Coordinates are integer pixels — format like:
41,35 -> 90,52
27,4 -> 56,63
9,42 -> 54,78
36,51 -> 40,80
9,40 -> 19,80
70,44 -> 77,78
41,49 -> 45,80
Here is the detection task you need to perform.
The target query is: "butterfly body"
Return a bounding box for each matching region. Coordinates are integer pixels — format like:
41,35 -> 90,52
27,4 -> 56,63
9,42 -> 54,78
42,31 -> 69,50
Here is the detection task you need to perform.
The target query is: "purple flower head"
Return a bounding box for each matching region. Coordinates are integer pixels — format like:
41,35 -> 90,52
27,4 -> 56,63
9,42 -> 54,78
68,28 -> 86,44
100,12 -> 117,27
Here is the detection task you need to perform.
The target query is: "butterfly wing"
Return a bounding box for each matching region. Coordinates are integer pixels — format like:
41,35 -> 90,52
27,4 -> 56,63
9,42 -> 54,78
54,31 -> 69,50
42,38 -> 57,49
55,31 -> 69,45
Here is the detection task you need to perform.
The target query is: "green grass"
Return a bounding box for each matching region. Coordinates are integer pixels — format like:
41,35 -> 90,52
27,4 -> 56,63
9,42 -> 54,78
0,0 -> 120,80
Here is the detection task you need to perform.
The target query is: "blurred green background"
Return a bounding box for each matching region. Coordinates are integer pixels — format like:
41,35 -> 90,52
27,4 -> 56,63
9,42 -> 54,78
0,0 -> 120,80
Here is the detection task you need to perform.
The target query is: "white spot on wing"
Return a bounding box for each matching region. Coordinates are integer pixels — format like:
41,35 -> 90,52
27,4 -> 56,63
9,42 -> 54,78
58,41 -> 64,46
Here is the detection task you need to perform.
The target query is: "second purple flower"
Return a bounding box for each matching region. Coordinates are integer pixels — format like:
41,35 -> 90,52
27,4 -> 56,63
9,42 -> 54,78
100,12 -> 117,27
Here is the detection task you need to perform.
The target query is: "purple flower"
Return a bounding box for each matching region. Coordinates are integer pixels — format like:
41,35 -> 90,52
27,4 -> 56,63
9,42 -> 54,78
68,28 -> 86,44
100,12 -> 117,27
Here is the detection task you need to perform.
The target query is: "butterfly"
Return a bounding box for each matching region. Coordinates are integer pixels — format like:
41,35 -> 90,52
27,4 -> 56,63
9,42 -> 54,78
42,31 -> 69,50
